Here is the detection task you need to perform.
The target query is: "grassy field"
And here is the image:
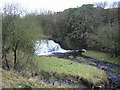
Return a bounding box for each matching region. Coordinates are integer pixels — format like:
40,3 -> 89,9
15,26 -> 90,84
35,56 -> 108,86
2,69 -> 71,88
82,50 -> 120,66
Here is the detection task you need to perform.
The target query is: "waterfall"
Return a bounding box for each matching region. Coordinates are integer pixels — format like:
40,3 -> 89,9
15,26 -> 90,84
34,40 -> 68,55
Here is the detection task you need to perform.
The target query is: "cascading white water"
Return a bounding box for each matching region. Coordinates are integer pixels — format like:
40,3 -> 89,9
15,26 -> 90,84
34,40 -> 68,55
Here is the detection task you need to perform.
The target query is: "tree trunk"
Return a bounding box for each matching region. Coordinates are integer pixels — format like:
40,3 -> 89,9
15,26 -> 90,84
4,54 -> 10,70
13,44 -> 17,69
13,49 -> 17,69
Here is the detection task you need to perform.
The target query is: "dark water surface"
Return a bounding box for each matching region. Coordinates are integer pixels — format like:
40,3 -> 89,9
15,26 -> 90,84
48,52 -> 120,89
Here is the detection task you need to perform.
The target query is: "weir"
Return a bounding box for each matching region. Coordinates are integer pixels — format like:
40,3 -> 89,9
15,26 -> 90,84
34,39 -> 84,56
34,39 -> 120,89
34,40 -> 73,55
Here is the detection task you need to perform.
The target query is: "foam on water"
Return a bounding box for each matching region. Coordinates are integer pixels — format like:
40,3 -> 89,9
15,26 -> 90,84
34,40 -> 69,56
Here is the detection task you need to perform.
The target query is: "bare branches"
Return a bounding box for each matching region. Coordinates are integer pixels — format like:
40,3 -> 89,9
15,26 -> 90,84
94,1 -> 108,8
2,3 -> 26,17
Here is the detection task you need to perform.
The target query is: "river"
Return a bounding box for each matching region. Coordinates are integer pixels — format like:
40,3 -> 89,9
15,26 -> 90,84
35,39 -> 120,89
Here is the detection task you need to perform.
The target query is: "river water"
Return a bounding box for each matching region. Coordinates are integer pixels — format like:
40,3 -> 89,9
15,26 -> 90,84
35,40 -> 120,89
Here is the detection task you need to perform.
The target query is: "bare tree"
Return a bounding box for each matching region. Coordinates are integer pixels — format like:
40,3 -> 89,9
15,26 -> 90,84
2,3 -> 26,17
94,1 -> 108,8
110,1 -> 120,8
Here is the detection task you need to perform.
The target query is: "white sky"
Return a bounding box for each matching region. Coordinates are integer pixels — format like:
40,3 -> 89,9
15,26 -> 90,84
0,0 -> 119,12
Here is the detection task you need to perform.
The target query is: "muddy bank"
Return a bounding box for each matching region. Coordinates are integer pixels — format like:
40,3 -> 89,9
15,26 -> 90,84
39,70 -> 108,88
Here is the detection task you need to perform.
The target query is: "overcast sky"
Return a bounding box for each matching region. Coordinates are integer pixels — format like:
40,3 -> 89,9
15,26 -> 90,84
0,0 -> 119,12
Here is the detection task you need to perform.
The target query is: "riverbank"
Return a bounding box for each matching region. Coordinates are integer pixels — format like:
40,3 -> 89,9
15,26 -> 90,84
35,56 -> 108,87
82,50 -> 120,66
2,69 -> 71,88
67,54 -> 120,88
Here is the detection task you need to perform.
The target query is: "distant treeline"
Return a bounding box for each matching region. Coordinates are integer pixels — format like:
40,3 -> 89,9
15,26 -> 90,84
40,3 -> 120,57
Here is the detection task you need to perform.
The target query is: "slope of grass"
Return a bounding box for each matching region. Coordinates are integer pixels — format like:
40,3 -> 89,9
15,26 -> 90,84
68,56 -> 96,65
76,56 -> 96,65
2,69 -> 71,88
35,56 -> 108,86
82,50 -> 120,66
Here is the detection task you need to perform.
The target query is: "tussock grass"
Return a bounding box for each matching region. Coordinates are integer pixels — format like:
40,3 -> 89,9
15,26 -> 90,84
35,56 -> 108,86
82,50 -> 120,66
2,69 -> 71,88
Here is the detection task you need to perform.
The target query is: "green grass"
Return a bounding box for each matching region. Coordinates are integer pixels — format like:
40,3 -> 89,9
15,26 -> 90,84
82,50 -> 120,65
76,56 -> 96,65
35,56 -> 108,85
2,69 -> 71,88
68,55 -> 96,65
